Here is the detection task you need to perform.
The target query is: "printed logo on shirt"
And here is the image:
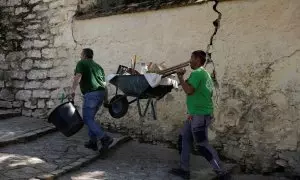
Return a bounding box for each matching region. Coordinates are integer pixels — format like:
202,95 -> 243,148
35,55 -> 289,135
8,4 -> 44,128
206,77 -> 213,92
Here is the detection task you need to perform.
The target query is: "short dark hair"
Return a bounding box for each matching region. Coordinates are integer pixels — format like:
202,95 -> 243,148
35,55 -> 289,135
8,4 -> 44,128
192,50 -> 206,65
82,48 -> 94,59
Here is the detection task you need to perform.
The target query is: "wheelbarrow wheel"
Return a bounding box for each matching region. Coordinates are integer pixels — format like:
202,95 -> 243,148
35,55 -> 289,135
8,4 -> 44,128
108,95 -> 129,119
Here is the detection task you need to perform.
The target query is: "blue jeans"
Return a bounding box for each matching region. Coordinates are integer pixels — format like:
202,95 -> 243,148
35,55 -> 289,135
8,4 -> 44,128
82,91 -> 106,142
180,115 -> 224,174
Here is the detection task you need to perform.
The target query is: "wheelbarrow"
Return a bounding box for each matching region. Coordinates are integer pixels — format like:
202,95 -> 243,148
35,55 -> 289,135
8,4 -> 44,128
105,65 -> 173,120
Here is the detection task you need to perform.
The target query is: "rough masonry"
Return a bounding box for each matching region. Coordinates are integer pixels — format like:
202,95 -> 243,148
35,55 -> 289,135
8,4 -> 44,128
0,0 -> 77,118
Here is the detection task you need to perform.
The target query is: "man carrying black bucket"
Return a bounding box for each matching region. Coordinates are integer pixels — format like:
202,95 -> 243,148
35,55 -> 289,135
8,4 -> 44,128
71,48 -> 113,152
169,50 -> 230,180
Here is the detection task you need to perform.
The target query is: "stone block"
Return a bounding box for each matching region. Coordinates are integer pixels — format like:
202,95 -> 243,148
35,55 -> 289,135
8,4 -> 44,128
0,70 -> 9,81
22,109 -> 32,117
32,90 -> 50,98
0,89 -> 14,101
11,80 -> 25,88
33,60 -> 53,69
32,109 -> 47,118
0,54 -> 5,61
17,27 -> 24,31
33,40 -> 49,48
26,24 -> 41,30
40,33 -> 50,40
27,70 -> 48,80
10,61 -> 20,69
9,71 -> 26,80
27,50 -> 41,58
29,0 -> 41,4
6,32 -> 22,40
7,0 -> 21,6
25,81 -> 42,89
33,4 -> 48,11
43,80 -> 61,90
15,7 -> 29,15
49,1 -> 64,8
37,99 -> 45,108
0,0 -> 6,6
50,27 -> 59,35
50,89 -> 60,98
0,63 -> 9,70
21,40 -> 33,49
6,52 -> 26,61
0,101 -> 12,108
15,90 -> 32,101
24,101 -> 37,109
49,16 -> 63,24
13,101 -> 23,108
24,14 -> 36,20
21,59 -> 33,70
42,48 -> 57,58
0,81 -> 4,88
275,159 -> 288,167
46,100 -> 55,108
49,68 -> 67,78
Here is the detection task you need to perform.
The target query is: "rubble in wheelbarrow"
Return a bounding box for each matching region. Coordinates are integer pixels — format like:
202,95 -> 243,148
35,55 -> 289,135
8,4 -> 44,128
106,62 -> 178,89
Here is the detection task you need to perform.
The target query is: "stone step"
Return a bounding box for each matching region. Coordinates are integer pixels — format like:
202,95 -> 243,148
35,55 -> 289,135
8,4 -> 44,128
36,135 -> 131,180
0,128 -> 130,180
0,116 -> 56,147
0,109 -> 21,120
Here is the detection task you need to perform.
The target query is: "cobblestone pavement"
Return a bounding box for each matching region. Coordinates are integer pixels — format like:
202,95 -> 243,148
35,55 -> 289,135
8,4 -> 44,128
0,127 -> 122,179
0,117 -> 53,142
60,141 -> 290,180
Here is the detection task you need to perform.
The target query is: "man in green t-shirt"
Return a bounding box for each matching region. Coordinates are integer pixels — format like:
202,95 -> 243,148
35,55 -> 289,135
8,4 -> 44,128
169,50 -> 230,180
71,48 -> 113,152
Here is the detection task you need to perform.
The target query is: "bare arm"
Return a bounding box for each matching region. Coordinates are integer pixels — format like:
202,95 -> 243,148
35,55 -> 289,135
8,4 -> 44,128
177,69 -> 195,95
177,75 -> 195,95
71,73 -> 82,98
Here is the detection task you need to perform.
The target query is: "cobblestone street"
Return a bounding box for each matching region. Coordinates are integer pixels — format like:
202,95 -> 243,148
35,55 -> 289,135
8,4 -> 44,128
0,116 -> 292,180
0,116 -> 128,179
60,141 -> 289,180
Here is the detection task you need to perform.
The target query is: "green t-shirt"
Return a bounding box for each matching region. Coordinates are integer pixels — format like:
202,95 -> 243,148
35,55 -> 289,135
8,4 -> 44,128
74,59 -> 106,94
186,67 -> 214,115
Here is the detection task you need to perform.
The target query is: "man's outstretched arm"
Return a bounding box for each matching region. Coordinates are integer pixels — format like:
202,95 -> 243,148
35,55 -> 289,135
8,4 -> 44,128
177,69 -> 195,95
71,73 -> 82,98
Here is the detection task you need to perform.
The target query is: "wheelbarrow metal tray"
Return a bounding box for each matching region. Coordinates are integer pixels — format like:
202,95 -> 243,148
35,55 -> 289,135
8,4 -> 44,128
109,75 -> 173,98
109,75 -> 150,97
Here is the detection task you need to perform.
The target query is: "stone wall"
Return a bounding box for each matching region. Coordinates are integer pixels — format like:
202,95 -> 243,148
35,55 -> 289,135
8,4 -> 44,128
1,0 -> 300,176
0,0 -> 78,117
213,0 -> 300,174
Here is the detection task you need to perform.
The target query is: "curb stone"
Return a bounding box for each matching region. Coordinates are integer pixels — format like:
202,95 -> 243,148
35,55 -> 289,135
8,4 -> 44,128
35,136 -> 132,180
0,110 -> 21,120
0,126 -> 57,147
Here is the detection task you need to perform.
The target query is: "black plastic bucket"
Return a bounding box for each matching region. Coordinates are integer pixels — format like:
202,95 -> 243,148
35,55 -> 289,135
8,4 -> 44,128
48,101 -> 84,137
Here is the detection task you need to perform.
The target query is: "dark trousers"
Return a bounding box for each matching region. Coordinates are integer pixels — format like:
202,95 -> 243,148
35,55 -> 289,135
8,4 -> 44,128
180,115 -> 224,174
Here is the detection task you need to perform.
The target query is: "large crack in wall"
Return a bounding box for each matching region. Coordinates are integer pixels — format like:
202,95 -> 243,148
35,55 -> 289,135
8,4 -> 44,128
206,0 -> 222,63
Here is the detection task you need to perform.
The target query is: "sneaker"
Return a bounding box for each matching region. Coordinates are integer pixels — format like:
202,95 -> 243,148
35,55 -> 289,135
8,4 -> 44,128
169,168 -> 190,179
99,136 -> 114,153
84,140 -> 98,151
